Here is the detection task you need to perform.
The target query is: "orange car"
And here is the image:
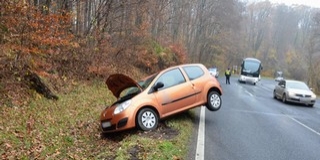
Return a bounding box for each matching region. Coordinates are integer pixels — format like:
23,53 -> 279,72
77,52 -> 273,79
100,63 -> 223,133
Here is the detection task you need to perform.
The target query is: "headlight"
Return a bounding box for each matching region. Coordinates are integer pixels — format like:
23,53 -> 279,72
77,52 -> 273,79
114,99 -> 132,115
287,91 -> 295,97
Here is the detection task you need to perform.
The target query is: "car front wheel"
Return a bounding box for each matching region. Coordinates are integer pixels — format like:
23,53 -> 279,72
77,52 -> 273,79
137,108 -> 158,131
206,91 -> 222,111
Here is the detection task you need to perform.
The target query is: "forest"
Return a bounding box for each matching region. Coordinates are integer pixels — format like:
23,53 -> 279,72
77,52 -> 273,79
1,0 -> 320,106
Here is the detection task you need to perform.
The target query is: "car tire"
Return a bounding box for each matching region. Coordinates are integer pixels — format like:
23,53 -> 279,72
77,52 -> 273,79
206,91 -> 222,111
137,108 -> 158,131
308,104 -> 314,107
273,90 -> 277,99
282,94 -> 287,103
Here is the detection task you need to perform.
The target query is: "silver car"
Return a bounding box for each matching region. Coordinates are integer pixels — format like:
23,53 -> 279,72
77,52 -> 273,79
275,76 -> 284,82
273,80 -> 316,107
208,67 -> 219,78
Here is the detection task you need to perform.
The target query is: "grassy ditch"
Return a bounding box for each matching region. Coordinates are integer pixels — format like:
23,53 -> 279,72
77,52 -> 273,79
0,81 -> 195,159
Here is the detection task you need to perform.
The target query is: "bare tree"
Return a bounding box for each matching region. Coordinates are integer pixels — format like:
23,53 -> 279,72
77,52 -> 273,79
306,12 -> 320,92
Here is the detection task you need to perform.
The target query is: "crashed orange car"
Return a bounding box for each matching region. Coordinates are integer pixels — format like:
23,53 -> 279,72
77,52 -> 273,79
100,63 -> 223,133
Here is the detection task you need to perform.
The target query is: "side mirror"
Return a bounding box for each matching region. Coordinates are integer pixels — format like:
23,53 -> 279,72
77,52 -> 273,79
153,82 -> 164,91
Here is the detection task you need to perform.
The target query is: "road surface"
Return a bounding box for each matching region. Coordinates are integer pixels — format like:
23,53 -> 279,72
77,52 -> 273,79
191,76 -> 320,160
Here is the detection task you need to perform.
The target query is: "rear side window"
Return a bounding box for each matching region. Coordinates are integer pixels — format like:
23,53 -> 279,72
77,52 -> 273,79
183,66 -> 204,80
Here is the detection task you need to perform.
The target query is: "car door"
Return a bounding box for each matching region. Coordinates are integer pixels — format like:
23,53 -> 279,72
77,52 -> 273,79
181,65 -> 206,102
153,68 -> 196,117
275,80 -> 285,97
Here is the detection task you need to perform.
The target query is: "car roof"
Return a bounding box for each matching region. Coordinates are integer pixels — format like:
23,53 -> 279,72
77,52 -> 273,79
283,79 -> 307,84
244,57 -> 261,63
284,79 -> 302,82
164,63 -> 205,70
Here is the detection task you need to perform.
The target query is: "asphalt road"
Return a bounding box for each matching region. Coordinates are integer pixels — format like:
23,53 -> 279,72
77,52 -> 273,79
192,76 -> 320,160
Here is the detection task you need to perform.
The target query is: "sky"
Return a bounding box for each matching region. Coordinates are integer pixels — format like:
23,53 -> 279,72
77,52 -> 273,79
248,0 -> 320,8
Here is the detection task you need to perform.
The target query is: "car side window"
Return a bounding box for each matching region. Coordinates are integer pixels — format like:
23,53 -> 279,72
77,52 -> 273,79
155,68 -> 186,90
182,66 -> 204,80
279,81 -> 285,87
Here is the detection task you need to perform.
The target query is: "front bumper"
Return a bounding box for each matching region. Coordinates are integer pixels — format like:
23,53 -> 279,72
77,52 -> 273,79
239,75 -> 259,84
101,117 -> 129,132
100,106 -> 136,133
286,95 -> 316,105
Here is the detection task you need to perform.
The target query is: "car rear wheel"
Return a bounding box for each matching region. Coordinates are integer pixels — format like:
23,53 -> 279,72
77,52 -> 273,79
206,91 -> 222,111
282,94 -> 287,103
273,90 -> 277,99
137,108 -> 158,131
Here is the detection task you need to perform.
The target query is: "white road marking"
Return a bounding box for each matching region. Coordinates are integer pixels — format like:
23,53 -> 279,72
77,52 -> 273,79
195,106 -> 205,160
236,82 -> 254,97
287,116 -> 320,136
245,90 -> 254,97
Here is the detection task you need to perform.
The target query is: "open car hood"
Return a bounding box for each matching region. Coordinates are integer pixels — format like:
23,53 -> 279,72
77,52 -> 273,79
106,74 -> 138,98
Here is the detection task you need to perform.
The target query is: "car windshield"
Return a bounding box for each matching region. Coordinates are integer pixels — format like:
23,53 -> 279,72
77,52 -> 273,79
119,74 -> 157,100
209,68 -> 217,72
138,74 -> 157,90
287,81 -> 310,90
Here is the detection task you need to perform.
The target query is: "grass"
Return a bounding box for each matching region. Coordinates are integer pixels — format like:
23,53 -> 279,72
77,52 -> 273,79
0,81 -> 195,159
